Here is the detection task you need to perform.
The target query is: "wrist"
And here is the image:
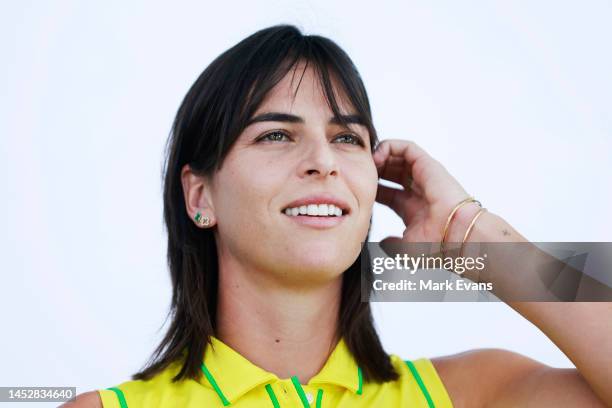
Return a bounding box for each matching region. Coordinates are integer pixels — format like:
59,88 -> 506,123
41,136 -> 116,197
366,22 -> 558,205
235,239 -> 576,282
445,201 -> 483,245
445,208 -> 527,269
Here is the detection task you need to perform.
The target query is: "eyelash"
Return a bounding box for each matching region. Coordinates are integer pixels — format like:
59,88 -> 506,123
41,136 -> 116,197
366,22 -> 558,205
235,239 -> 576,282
257,130 -> 365,146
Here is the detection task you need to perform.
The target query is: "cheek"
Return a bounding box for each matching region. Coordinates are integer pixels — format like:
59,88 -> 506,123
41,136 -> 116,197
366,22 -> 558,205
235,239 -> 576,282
347,159 -> 379,209
216,161 -> 284,220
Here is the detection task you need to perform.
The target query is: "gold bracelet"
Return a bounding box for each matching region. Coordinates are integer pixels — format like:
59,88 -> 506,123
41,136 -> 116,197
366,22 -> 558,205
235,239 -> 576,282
458,208 -> 488,258
440,196 -> 482,257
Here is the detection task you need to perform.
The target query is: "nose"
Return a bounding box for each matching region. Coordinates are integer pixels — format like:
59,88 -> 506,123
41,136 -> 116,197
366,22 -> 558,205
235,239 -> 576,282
297,137 -> 339,179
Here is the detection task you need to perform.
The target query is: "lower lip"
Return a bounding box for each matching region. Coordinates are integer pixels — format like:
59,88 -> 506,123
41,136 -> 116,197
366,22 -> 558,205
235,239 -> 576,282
283,214 -> 347,229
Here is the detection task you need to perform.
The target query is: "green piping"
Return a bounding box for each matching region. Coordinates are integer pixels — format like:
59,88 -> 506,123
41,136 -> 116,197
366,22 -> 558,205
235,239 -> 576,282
265,384 -> 280,408
201,362 -> 231,406
405,360 -> 435,408
106,387 -> 128,408
356,366 -> 363,395
315,388 -> 323,408
290,376 -> 311,408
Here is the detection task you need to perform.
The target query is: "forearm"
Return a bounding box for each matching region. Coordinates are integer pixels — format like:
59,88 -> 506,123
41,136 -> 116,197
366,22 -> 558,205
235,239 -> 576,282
445,206 -> 612,405
509,302 -> 612,405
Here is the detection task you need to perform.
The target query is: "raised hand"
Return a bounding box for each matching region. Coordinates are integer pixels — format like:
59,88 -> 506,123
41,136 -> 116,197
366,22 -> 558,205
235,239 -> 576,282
373,139 -> 480,248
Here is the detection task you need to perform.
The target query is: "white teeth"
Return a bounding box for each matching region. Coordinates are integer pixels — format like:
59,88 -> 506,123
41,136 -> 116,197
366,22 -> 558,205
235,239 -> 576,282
283,203 -> 345,217
318,204 -> 328,216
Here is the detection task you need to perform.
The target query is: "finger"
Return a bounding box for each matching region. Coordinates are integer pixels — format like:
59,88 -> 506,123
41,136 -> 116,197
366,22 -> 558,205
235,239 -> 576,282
373,139 -> 429,169
379,236 -> 404,258
375,183 -> 424,220
374,139 -> 441,183
379,236 -> 436,259
377,163 -> 424,196
376,184 -> 408,219
378,163 -> 409,185
374,139 -> 432,188
375,155 -> 405,169
378,162 -> 412,188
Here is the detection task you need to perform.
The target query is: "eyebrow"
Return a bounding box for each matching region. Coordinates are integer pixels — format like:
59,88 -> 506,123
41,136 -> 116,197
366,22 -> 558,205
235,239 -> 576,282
245,112 -> 367,127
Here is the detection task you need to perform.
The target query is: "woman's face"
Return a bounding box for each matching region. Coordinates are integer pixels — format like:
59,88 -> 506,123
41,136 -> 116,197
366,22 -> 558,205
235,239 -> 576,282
209,63 -> 378,286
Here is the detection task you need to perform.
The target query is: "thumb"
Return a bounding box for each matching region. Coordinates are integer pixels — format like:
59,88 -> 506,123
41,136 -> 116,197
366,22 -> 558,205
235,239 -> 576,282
380,236 -> 435,259
380,236 -> 404,258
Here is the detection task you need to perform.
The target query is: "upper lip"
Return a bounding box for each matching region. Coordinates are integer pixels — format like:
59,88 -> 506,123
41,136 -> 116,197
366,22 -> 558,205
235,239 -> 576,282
282,193 -> 351,214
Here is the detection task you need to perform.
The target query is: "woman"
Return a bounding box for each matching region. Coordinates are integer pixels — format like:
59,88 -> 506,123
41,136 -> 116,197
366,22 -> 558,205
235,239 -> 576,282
66,25 -> 610,407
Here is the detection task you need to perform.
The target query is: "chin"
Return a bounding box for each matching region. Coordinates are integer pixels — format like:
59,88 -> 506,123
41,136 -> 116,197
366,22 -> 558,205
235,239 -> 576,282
284,253 -> 354,277
267,239 -> 361,278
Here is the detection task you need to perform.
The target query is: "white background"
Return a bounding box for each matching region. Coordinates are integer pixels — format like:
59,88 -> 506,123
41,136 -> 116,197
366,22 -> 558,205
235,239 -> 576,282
1,0 -> 611,404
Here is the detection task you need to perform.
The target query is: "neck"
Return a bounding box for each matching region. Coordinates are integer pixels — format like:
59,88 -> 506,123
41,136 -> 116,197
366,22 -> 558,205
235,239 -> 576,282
215,260 -> 343,384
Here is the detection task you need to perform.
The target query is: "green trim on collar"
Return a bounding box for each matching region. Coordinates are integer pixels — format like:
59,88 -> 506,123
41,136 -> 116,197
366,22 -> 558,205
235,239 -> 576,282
316,388 -> 324,408
356,366 -> 363,395
201,362 -> 231,406
291,375 -> 311,408
265,384 -> 280,408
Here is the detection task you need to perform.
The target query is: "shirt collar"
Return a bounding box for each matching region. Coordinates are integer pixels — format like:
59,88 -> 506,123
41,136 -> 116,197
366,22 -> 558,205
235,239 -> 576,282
199,336 -> 363,404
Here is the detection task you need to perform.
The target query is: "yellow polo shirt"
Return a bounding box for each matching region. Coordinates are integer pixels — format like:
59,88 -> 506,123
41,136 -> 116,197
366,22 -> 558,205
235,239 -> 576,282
98,336 -> 453,407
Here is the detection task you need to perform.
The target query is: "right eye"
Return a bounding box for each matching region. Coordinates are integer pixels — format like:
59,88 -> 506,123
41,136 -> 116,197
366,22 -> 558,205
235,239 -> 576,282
257,130 -> 291,142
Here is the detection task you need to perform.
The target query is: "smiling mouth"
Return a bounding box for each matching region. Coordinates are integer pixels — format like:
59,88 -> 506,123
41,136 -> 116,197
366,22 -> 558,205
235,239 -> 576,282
281,204 -> 348,217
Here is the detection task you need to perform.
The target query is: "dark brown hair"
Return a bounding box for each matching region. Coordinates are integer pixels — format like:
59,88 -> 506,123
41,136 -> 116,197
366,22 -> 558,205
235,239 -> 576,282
132,24 -> 399,384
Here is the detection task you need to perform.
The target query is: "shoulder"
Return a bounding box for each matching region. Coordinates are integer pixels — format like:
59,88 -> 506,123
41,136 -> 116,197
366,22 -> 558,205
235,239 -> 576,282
59,360 -> 183,408
430,348 -> 546,408
59,390 -> 102,407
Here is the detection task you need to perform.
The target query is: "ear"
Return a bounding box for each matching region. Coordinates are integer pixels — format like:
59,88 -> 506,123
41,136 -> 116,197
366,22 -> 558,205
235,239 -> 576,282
181,163 -> 215,227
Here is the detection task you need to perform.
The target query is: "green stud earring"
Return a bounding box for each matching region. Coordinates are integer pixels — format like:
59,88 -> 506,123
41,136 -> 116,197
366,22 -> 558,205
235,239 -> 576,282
195,211 -> 210,227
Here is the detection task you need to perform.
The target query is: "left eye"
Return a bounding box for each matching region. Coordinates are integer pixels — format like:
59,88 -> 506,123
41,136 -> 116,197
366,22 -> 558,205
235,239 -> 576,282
258,131 -> 290,142
333,134 -> 364,146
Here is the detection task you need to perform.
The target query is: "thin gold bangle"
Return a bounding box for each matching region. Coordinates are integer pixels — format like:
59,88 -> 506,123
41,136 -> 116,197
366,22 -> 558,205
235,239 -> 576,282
440,196 -> 481,257
458,208 -> 488,258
